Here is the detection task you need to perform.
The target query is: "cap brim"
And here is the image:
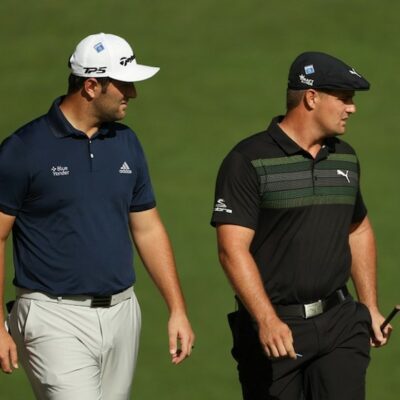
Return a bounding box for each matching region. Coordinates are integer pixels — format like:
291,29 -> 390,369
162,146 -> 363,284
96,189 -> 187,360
110,64 -> 160,82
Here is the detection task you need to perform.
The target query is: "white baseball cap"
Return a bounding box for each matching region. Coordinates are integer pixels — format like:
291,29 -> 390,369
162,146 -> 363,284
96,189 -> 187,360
69,33 -> 160,82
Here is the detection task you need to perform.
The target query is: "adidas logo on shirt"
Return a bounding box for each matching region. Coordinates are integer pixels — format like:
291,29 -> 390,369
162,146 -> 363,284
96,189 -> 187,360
119,162 -> 132,174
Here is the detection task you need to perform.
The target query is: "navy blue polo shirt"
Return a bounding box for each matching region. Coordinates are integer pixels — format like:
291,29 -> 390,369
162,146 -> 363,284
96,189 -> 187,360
0,97 -> 156,296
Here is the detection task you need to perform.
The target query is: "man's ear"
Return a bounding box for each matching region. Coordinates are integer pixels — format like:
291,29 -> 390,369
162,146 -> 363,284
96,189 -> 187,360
303,89 -> 319,110
82,78 -> 100,99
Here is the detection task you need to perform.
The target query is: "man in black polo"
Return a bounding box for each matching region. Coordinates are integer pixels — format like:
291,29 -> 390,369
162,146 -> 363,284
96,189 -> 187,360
0,33 -> 194,399
211,52 -> 391,399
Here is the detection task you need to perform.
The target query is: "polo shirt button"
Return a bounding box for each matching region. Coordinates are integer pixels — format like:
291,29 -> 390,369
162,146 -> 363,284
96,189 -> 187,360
90,153 -> 94,158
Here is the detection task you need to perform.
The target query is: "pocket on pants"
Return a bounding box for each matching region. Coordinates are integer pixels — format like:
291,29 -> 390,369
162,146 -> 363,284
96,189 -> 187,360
228,311 -> 261,361
356,302 -> 372,326
227,311 -> 238,332
130,291 -> 142,331
4,301 -> 15,333
14,298 -> 37,341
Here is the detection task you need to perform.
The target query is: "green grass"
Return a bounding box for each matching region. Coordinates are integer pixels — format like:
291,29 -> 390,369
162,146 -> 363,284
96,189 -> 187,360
1,1 -> 399,399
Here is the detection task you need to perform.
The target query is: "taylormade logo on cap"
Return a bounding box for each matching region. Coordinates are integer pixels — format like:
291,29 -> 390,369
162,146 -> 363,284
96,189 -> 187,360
69,33 -> 160,82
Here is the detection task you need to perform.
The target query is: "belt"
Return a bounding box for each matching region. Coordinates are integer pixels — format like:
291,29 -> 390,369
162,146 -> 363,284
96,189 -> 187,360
273,287 -> 350,319
16,287 -> 133,308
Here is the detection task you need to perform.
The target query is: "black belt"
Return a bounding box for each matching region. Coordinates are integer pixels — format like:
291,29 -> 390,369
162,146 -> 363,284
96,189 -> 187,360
274,287 -> 350,319
236,287 -> 350,320
16,287 -> 133,308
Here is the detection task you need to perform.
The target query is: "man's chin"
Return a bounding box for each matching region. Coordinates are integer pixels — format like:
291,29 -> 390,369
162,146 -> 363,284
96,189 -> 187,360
334,126 -> 346,135
101,113 -> 126,123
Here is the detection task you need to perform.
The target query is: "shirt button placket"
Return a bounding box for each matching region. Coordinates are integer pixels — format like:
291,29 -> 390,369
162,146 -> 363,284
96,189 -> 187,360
88,139 -> 94,171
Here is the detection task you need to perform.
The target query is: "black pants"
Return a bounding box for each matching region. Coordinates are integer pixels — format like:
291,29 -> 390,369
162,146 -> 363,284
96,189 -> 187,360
228,298 -> 371,400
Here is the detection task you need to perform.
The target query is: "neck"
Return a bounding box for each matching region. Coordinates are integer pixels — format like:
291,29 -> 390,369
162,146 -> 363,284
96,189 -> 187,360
59,93 -> 100,138
279,111 -> 325,158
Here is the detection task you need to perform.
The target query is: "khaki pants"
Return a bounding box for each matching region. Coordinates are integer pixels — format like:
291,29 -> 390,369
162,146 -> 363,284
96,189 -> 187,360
9,288 -> 141,400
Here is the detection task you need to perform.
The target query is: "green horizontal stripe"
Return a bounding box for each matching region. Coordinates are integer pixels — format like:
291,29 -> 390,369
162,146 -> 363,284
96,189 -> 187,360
316,160 -> 358,171
252,153 -> 357,168
326,153 -> 357,163
253,156 -> 358,176
251,155 -> 308,167
261,195 -> 356,209
261,188 -> 314,201
261,186 -> 356,202
315,186 -> 357,196
254,161 -> 312,174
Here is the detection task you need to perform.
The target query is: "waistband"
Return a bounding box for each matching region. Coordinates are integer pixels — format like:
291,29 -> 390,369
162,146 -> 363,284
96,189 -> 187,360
273,287 -> 350,319
16,287 -> 133,308
236,286 -> 350,320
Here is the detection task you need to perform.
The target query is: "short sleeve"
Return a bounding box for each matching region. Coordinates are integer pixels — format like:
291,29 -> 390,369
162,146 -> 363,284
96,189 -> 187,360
0,135 -> 30,216
211,150 -> 260,229
129,137 -> 156,212
352,191 -> 367,223
352,159 -> 367,223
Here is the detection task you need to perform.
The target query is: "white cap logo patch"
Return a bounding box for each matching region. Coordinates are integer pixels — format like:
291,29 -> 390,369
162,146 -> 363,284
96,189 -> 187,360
94,42 -> 105,53
304,64 -> 315,75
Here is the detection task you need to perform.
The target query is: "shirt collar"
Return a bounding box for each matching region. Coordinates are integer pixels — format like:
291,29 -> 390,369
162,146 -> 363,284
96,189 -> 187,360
266,115 -> 337,156
47,96 -> 113,139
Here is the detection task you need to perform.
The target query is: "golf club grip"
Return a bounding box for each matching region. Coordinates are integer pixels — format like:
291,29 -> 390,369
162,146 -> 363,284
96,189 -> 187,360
380,306 -> 400,331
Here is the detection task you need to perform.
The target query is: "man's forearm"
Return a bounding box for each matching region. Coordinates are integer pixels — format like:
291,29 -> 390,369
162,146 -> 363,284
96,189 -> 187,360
217,224 -> 277,323
217,224 -> 296,359
350,216 -> 379,310
349,216 -> 391,346
0,241 -> 7,327
0,212 -> 16,326
137,228 -> 187,312
218,244 -> 277,324
130,209 -> 188,313
130,209 -> 194,363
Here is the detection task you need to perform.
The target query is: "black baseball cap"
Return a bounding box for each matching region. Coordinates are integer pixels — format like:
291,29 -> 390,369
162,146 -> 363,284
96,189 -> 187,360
288,51 -> 370,91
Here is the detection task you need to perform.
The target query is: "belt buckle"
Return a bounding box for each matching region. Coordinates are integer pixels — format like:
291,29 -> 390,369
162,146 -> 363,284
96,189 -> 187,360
304,300 -> 323,319
91,296 -> 112,308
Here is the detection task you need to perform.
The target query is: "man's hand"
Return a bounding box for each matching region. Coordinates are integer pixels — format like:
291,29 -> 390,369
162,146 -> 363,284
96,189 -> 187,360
168,312 -> 195,364
0,327 -> 18,373
369,308 -> 392,347
258,315 -> 297,359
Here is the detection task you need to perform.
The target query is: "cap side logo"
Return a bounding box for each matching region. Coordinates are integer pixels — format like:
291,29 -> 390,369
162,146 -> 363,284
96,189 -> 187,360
94,42 -> 105,53
349,68 -> 362,78
83,66 -> 107,74
299,74 -> 314,86
120,55 -> 135,66
304,64 -> 315,75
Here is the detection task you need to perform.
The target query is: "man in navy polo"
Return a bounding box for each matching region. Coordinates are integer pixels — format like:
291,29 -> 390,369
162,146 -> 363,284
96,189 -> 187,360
0,33 -> 194,399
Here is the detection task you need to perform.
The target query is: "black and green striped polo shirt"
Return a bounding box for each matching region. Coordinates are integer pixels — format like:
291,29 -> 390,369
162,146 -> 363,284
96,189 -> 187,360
211,116 -> 367,304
